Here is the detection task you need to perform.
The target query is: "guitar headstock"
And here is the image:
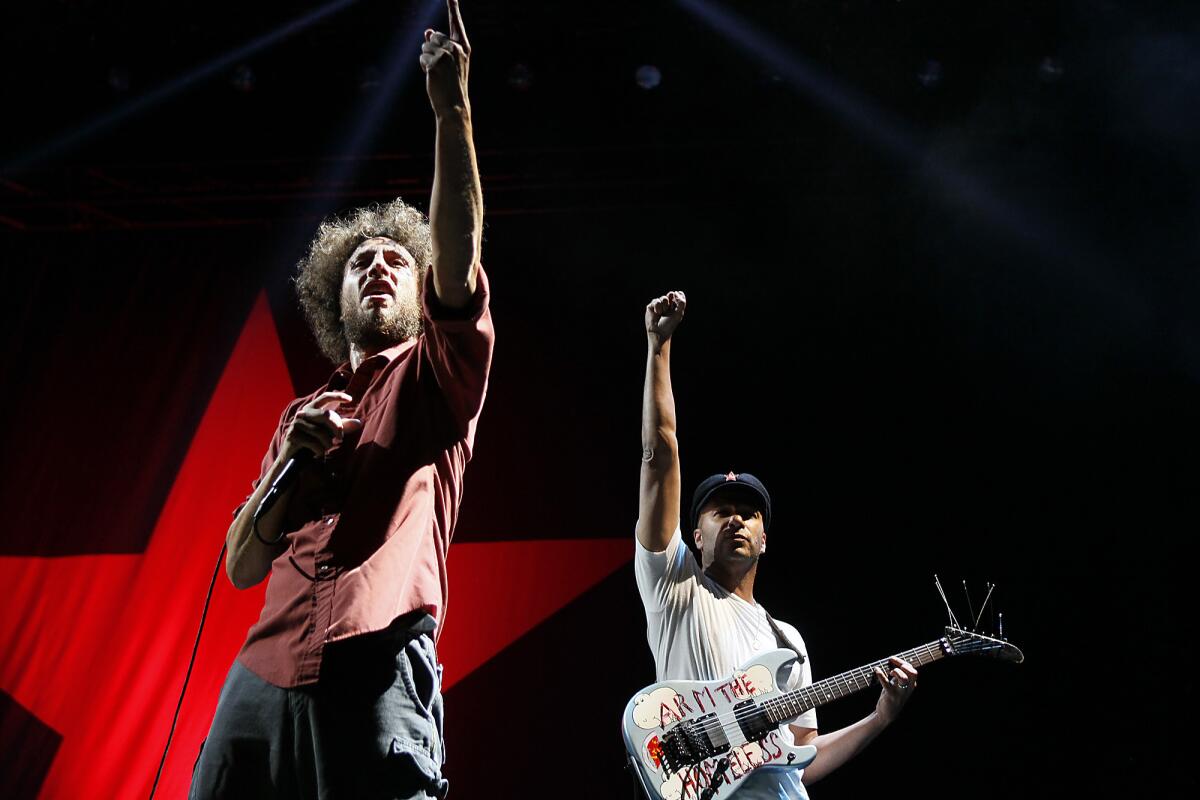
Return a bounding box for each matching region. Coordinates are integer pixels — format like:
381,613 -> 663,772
942,627 -> 1025,663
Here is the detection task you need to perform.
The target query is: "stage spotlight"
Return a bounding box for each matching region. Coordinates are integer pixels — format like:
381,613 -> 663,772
635,64 -> 662,90
230,64 -> 255,93
507,63 -> 533,91
672,0 -> 1109,278
1038,56 -> 1064,83
4,0 -> 363,173
359,65 -> 382,92
107,67 -> 130,93
917,59 -> 943,89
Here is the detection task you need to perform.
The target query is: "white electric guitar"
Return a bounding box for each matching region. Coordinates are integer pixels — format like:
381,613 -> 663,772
621,627 -> 1023,800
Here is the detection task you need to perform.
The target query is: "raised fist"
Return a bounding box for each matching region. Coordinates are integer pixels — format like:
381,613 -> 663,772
645,290 -> 687,345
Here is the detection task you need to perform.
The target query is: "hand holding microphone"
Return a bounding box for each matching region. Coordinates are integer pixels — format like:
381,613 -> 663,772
254,392 -> 362,528
279,391 -> 363,464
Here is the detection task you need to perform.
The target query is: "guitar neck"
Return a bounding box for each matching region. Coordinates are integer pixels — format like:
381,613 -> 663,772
763,639 -> 947,726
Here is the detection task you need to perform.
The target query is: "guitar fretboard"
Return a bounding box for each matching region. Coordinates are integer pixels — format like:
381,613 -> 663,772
762,639 -> 946,726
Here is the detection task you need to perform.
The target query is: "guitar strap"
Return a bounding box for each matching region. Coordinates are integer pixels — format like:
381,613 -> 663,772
763,609 -> 806,664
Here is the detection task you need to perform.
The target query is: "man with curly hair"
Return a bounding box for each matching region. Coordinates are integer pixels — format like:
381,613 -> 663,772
190,3 -> 490,798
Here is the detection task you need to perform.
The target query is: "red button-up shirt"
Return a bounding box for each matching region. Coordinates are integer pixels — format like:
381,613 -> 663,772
235,268 -> 494,687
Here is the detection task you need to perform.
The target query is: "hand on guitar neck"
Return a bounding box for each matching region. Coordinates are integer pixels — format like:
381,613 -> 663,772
873,654 -> 919,724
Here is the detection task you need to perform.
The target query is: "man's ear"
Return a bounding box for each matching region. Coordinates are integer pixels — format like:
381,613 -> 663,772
693,527 -> 703,551
760,530 -> 767,555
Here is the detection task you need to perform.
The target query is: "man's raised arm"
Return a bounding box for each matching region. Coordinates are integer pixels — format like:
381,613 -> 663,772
636,291 -> 687,552
421,0 -> 482,309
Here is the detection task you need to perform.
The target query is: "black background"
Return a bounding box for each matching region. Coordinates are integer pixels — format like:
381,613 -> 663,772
3,1 -> 1197,796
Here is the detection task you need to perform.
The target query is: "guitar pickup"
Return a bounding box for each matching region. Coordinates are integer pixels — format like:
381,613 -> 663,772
733,699 -> 773,742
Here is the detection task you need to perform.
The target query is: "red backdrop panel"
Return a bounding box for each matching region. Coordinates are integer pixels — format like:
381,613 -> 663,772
0,290 -> 631,798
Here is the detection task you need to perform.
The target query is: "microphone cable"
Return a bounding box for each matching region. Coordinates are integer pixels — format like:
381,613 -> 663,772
148,540 -> 226,800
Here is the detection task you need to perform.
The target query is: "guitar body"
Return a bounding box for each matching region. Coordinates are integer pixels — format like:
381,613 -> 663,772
622,648 -> 816,800
622,627 -> 1024,800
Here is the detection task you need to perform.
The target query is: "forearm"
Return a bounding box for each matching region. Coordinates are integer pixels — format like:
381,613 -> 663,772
636,338 -> 681,550
642,338 -> 679,455
430,107 -> 482,307
795,713 -> 889,784
225,456 -> 291,589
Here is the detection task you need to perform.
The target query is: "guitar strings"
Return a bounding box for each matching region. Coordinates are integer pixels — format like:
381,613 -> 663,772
680,631 -> 1004,744
651,629 -> 1013,778
934,574 -> 960,628
963,580 -> 976,631
653,630 -> 1010,757
974,582 -> 996,630
681,641 -> 944,743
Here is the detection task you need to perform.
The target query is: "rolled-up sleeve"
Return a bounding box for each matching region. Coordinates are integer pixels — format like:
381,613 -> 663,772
421,266 -> 495,452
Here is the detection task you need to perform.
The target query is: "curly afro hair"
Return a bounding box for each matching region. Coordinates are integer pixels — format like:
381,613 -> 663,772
294,198 -> 433,363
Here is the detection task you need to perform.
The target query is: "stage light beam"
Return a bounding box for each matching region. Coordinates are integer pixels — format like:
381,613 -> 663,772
2,0 -> 363,174
673,0 -> 1148,324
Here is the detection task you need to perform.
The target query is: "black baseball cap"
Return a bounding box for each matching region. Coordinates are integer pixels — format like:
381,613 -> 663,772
689,472 -> 772,532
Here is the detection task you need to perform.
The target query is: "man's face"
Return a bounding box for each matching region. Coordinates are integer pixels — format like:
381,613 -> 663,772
340,237 -> 422,353
693,489 -> 767,572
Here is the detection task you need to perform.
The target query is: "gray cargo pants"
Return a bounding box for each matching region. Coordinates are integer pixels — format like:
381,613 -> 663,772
189,615 -> 448,800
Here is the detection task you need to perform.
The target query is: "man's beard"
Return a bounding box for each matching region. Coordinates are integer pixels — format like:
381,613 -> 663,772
342,294 -> 423,355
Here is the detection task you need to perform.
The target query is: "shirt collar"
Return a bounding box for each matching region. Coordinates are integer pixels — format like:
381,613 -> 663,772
328,339 -> 416,389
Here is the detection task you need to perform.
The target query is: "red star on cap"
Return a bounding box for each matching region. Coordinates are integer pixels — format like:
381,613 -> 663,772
725,471 -> 738,481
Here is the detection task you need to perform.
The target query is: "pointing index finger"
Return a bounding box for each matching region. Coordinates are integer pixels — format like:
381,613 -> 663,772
447,0 -> 469,47
313,391 -> 353,409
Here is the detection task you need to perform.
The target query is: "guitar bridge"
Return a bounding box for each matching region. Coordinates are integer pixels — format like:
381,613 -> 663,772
661,713 -> 728,772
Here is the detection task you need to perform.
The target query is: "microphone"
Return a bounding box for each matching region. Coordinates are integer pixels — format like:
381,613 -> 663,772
253,372 -> 352,529
253,448 -> 314,526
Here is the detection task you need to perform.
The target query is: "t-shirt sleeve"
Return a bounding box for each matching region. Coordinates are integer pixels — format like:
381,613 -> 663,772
634,527 -> 702,612
421,265 -> 495,452
783,623 -> 819,731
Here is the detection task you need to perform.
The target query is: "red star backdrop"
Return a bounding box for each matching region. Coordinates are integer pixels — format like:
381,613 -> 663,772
0,279 -> 630,798
3,1 -> 1197,797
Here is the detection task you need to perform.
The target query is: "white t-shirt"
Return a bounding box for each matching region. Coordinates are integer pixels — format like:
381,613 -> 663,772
635,528 -> 818,800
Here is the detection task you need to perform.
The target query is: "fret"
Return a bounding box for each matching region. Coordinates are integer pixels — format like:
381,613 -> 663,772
764,639 -> 948,726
